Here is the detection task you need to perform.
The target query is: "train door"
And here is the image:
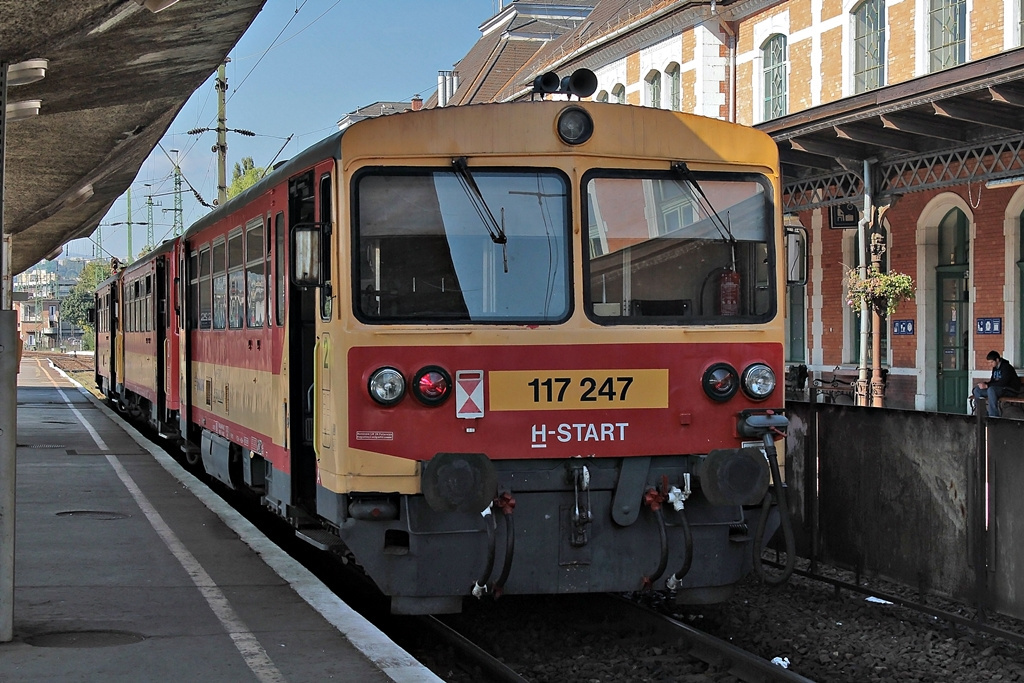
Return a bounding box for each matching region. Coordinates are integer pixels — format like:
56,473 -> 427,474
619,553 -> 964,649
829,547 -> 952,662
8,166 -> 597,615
287,171 -> 319,514
155,256 -> 167,427
102,284 -> 118,393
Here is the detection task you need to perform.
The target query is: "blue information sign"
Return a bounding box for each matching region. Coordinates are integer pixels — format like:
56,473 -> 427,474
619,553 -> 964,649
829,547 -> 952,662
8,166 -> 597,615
976,317 -> 1003,335
892,320 -> 914,335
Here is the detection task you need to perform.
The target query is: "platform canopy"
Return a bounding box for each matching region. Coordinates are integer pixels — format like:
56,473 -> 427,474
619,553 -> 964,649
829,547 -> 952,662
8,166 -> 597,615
0,0 -> 266,275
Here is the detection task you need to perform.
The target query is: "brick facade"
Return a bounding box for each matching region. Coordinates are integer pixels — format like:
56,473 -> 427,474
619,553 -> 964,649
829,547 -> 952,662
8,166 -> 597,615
540,0 -> 1024,411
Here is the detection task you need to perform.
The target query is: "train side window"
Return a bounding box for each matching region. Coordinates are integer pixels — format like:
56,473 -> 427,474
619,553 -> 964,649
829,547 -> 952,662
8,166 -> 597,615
145,275 -> 152,332
319,172 -> 333,320
246,217 -> 265,328
199,246 -> 212,329
228,228 -> 244,329
189,250 -> 199,329
134,280 -> 141,332
264,215 -> 272,327
212,239 -> 226,330
275,212 -> 285,326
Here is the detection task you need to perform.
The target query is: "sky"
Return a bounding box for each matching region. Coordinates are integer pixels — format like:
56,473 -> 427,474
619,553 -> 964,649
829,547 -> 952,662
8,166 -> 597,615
66,0 -> 497,261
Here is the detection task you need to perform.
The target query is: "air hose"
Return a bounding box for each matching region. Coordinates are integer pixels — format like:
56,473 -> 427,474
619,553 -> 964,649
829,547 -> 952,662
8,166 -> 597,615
752,431 -> 796,585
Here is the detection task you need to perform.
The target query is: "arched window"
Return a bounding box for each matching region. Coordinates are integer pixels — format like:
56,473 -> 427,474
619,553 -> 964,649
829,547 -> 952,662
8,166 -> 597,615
666,63 -> 681,111
646,70 -> 661,108
612,83 -> 625,104
596,90 -> 609,103
762,34 -> 787,120
929,0 -> 966,71
853,0 -> 885,93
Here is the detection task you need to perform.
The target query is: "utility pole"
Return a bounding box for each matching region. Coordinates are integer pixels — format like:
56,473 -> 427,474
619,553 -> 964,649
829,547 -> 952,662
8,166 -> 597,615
144,184 -> 158,250
187,59 -> 254,207
216,61 -> 227,205
93,224 -> 102,259
165,149 -> 183,236
125,188 -> 134,263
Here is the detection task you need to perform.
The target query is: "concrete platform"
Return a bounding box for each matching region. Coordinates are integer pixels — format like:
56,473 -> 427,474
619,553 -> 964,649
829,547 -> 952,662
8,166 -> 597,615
0,356 -> 442,682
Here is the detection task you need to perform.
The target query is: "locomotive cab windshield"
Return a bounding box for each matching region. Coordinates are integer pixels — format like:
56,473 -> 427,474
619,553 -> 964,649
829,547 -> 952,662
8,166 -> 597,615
353,167 -> 571,322
583,169 -> 775,323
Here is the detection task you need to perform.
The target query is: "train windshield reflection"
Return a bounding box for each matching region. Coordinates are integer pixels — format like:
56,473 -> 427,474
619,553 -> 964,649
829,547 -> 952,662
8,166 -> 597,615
584,172 -> 775,323
356,169 -> 570,322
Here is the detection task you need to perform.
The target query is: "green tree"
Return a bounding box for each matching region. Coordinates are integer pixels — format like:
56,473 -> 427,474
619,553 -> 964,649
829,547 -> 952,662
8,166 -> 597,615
228,156 -> 265,199
61,260 -> 108,351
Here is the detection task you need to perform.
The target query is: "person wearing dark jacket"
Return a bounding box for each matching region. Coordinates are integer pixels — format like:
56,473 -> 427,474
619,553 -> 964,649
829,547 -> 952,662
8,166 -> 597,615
973,350 -> 1021,417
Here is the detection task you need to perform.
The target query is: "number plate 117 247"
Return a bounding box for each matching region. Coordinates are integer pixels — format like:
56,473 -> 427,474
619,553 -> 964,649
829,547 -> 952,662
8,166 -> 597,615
488,370 -> 668,411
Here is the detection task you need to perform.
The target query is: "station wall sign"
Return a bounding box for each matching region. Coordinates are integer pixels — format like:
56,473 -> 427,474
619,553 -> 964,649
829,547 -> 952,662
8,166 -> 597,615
976,317 -> 1003,335
829,203 -> 860,229
892,320 -> 914,335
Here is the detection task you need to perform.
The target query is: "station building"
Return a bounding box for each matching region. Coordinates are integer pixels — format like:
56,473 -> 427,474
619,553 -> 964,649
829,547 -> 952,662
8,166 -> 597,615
433,0 -> 1024,412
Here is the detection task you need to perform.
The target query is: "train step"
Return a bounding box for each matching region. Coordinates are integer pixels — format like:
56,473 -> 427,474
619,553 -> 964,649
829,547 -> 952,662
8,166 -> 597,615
295,527 -> 344,551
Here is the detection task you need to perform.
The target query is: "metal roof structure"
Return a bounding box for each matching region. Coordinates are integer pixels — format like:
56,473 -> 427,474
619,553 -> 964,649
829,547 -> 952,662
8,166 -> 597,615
0,0 -> 266,276
759,47 -> 1024,212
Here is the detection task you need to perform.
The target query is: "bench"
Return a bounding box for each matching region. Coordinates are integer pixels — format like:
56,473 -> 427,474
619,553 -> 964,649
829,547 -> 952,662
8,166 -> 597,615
999,388 -> 1024,415
972,386 -> 1024,416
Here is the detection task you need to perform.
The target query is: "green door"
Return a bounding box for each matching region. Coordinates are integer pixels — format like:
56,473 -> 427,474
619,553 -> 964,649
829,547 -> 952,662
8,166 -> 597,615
937,268 -> 968,413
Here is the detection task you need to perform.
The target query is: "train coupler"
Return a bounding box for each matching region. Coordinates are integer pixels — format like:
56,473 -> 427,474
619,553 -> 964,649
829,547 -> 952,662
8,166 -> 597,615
568,461 -> 592,547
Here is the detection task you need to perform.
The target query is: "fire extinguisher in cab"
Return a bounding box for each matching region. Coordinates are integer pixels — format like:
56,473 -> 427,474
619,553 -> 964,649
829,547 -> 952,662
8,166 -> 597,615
719,269 -> 740,315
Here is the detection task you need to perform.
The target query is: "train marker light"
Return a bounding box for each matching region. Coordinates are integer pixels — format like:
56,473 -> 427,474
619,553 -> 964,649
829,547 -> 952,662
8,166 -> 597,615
741,364 -> 776,400
369,367 -> 405,406
557,106 -> 593,145
702,363 -> 739,402
456,370 -> 485,419
413,366 -> 452,406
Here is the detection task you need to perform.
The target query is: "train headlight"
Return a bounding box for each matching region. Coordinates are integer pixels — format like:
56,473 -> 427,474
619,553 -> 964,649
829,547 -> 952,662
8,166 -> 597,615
702,363 -> 739,402
413,366 -> 452,406
557,106 -> 593,145
741,364 -> 776,400
368,367 -> 405,406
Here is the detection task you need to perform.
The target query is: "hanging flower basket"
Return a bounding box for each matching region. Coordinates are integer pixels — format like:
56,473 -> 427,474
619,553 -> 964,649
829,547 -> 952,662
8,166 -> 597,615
844,267 -> 915,316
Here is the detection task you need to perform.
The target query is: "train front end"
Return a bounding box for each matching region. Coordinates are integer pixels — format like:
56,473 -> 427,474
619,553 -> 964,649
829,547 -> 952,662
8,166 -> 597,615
311,100 -> 790,614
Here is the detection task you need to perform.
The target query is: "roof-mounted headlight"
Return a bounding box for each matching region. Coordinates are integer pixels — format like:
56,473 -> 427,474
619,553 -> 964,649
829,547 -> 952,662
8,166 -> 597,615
557,106 -> 593,145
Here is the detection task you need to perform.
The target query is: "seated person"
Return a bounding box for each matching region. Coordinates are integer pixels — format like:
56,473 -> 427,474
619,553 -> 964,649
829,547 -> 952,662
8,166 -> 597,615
973,350 -> 1021,417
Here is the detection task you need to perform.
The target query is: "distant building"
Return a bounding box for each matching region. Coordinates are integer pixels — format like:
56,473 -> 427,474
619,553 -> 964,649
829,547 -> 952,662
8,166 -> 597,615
337,100 -> 421,131
439,0 -> 1024,414
14,259 -> 88,351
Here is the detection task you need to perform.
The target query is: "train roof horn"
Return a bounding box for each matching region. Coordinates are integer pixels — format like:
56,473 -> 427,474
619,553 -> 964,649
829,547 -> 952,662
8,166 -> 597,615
531,68 -> 598,100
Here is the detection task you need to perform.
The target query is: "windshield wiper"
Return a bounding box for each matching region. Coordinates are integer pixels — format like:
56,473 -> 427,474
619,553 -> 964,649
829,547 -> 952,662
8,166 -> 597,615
452,157 -> 508,272
671,161 -> 735,245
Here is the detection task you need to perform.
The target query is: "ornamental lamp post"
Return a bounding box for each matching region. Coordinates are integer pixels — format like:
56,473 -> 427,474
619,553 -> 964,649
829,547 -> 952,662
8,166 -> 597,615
869,221 -> 887,408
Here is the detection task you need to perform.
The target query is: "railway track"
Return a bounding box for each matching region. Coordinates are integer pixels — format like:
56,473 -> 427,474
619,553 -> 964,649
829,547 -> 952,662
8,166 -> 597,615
140,437 -> 819,682
54,356 -> 1024,681
426,592 -> 817,682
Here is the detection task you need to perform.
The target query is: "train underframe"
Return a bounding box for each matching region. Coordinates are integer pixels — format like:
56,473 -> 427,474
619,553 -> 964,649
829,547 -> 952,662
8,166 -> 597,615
108,385 -> 786,615
288,447 -> 781,615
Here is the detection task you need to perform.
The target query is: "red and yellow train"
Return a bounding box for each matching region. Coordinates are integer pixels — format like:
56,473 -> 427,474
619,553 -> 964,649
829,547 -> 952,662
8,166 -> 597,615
96,84 -> 796,614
